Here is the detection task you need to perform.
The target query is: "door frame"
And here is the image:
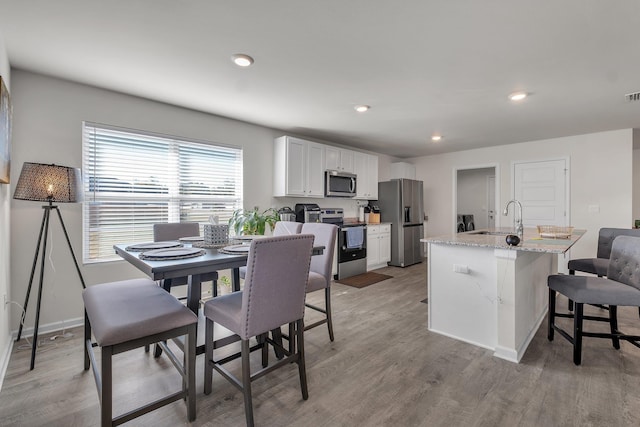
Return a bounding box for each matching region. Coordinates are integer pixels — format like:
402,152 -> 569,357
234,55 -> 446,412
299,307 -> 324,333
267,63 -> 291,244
453,163 -> 501,234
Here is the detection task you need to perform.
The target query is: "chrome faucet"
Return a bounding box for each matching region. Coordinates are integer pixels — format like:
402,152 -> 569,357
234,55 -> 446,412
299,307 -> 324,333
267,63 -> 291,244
503,200 -> 524,237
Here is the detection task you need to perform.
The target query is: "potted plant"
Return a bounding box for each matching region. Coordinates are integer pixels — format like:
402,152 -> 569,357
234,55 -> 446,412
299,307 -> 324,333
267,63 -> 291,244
229,206 -> 280,235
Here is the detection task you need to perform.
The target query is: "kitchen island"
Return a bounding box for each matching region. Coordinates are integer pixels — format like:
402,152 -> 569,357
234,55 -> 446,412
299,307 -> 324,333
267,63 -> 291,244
421,227 -> 585,363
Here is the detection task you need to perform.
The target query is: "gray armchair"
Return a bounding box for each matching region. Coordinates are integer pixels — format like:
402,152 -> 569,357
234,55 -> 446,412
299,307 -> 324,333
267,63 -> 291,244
548,235 -> 640,365
301,222 -> 338,341
203,234 -> 314,426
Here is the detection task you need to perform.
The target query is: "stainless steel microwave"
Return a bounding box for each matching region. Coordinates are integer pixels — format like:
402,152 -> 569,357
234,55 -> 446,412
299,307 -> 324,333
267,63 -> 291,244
325,170 -> 356,197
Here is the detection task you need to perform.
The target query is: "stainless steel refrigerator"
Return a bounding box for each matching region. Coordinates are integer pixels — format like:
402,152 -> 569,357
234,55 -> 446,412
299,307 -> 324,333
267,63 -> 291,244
377,179 -> 424,267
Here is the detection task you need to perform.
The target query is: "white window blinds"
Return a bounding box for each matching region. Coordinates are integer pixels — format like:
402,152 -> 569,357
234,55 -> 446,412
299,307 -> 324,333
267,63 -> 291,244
82,122 -> 243,263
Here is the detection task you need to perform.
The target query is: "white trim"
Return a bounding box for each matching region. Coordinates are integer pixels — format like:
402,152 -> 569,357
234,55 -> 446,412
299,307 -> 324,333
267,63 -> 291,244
11,316 -> 83,340
0,338 -> 13,392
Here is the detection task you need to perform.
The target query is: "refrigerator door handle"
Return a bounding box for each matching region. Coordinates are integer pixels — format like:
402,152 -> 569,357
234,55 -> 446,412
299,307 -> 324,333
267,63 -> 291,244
404,206 -> 410,223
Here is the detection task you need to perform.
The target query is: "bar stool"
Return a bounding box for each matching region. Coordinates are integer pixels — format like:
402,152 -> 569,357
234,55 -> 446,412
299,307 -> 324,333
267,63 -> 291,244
83,278 -> 198,426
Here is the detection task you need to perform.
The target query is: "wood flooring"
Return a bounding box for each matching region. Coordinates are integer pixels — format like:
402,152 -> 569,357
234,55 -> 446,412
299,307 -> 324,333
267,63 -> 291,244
2,263 -> 640,426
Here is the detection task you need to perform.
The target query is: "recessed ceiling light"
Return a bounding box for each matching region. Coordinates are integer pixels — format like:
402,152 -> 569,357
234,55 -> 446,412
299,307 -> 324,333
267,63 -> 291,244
354,105 -> 370,113
231,54 -> 254,67
508,91 -> 528,101
431,135 -> 442,142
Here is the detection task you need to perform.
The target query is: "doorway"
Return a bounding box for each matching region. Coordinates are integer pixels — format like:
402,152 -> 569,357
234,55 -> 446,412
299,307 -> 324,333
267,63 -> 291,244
454,164 -> 499,233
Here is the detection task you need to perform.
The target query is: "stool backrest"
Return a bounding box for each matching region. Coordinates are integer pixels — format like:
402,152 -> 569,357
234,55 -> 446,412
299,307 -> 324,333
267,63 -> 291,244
607,236 -> 640,290
241,234 -> 314,339
154,222 -> 200,241
597,228 -> 640,259
273,221 -> 303,236
301,222 -> 338,287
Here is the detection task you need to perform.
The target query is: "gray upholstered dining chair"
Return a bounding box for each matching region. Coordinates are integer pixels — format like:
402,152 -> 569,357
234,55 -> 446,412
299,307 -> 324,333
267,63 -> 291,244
548,235 -> 640,365
238,221 -> 303,280
153,222 -> 219,297
301,222 -> 338,341
567,228 -> 640,315
203,234 -> 314,427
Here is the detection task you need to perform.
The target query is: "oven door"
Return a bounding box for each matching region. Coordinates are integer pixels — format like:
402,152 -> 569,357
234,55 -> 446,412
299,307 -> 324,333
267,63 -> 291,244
338,226 -> 367,262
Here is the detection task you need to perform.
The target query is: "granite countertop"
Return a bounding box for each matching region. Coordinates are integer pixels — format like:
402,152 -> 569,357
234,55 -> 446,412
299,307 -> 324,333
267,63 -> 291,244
421,227 -> 586,254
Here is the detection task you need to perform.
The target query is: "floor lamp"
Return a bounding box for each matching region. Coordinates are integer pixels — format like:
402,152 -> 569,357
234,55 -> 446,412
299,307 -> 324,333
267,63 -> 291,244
13,162 -> 86,370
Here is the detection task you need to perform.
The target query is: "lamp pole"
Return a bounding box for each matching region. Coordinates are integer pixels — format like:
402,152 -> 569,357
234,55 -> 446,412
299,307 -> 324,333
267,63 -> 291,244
16,198 -> 86,370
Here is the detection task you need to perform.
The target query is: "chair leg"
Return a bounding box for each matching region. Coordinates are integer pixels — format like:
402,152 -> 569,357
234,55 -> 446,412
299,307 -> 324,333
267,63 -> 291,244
609,305 -> 620,350
547,289 -> 555,341
296,319 -> 309,400
271,327 -> 285,360
84,311 -> 91,370
241,339 -> 255,427
573,303 -> 584,365
260,333 -> 269,368
204,318 -> 214,395
325,287 -> 335,342
186,324 -> 196,422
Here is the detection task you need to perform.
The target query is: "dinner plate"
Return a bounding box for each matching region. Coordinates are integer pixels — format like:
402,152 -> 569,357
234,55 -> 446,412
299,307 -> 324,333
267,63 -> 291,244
140,247 -> 205,260
178,236 -> 205,242
220,244 -> 251,253
126,241 -> 182,251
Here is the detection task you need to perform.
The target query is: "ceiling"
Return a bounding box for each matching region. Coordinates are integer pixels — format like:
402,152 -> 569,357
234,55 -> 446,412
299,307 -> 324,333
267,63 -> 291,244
1,1 -> 639,158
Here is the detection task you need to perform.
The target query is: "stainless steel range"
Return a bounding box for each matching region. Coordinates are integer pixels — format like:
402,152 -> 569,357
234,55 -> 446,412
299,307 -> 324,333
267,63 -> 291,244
320,208 -> 367,280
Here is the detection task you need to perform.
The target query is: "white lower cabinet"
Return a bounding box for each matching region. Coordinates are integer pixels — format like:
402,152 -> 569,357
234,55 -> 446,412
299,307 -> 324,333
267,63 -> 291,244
367,224 -> 391,270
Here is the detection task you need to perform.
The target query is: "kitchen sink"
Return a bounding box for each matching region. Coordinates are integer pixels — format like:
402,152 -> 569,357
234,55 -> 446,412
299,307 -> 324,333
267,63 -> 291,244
467,230 -> 513,236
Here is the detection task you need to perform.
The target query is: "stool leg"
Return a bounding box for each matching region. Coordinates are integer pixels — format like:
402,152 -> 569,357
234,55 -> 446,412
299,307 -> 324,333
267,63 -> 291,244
548,289 -> 555,341
573,303 -> 584,365
325,287 -> 335,342
567,270 -> 575,311
609,305 -> 620,350
102,345 -> 113,426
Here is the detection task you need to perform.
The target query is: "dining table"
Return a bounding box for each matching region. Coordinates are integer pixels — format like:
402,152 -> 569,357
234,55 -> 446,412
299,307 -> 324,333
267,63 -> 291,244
113,239 -> 325,354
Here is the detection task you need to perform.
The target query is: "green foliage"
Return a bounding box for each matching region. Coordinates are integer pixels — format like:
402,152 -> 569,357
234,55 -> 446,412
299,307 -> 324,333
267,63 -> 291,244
229,206 -> 280,235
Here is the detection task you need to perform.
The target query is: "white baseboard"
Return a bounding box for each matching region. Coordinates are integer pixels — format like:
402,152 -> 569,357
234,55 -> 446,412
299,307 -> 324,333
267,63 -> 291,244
0,338 -> 14,392
11,316 -> 84,340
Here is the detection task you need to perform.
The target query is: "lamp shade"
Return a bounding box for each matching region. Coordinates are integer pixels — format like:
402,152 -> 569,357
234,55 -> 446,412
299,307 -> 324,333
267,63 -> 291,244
13,162 -> 83,203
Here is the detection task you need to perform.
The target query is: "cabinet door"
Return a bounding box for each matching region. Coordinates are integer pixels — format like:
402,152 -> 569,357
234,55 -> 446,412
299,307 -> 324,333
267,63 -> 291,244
367,232 -> 380,269
379,227 -> 391,263
285,138 -> 307,196
340,149 -> 354,173
325,146 -> 340,171
354,152 -> 369,199
367,154 -> 379,200
306,142 -> 325,197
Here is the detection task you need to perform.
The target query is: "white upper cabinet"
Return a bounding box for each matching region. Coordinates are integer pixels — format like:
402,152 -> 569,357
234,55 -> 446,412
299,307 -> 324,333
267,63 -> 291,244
325,146 -> 354,173
273,136 -> 325,197
354,152 -> 379,200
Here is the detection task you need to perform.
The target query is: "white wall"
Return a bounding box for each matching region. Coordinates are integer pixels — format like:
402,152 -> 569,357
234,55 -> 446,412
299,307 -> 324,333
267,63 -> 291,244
412,129 -> 634,262
0,31 -> 11,388
8,70 -> 394,334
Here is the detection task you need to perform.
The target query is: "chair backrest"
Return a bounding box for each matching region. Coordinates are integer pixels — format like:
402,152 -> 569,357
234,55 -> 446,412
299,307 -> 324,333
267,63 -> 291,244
300,222 -> 338,287
607,235 -> 640,290
153,222 -> 200,241
273,221 -> 303,236
597,228 -> 640,258
240,234 -> 314,339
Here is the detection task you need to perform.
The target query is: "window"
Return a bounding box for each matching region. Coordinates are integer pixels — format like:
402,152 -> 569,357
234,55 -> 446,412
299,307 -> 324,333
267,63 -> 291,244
82,122 -> 243,263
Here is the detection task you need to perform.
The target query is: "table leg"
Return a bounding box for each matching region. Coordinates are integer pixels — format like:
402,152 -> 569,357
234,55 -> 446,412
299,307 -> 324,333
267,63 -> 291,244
231,268 -> 241,292
187,274 -> 202,315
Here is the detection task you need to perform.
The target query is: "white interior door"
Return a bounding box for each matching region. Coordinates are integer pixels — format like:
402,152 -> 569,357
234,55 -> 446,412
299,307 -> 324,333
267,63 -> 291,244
514,159 -> 568,227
